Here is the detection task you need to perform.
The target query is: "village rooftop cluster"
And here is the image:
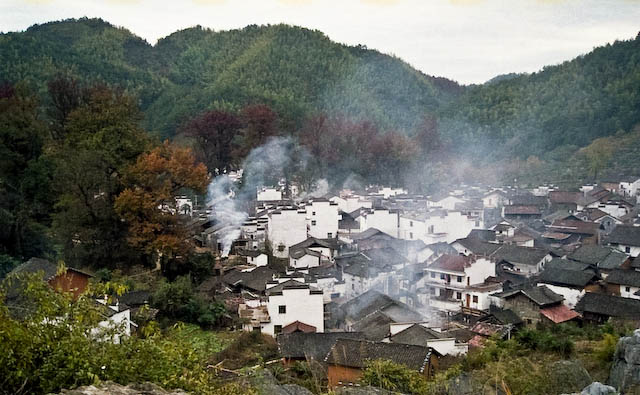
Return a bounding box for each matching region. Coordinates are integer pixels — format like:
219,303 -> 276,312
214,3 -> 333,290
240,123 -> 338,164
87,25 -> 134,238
11,174 -> 640,388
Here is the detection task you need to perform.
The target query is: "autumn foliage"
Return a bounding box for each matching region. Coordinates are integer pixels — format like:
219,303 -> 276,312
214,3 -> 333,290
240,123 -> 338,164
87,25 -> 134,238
115,141 -> 208,260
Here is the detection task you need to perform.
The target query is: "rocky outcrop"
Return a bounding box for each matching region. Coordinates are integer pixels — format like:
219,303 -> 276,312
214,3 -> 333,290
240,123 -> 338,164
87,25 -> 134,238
249,370 -> 314,395
580,382 -> 617,395
548,360 -> 593,394
335,387 -> 397,395
57,382 -> 188,394
609,329 -> 640,393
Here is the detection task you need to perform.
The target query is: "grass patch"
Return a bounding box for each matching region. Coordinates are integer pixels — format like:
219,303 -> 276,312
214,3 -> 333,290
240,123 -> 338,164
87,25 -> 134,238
166,323 -> 240,361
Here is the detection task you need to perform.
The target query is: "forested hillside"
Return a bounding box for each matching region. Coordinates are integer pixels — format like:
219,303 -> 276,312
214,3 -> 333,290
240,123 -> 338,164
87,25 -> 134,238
2,18 -> 640,183
440,35 -> 640,160
0,18 -> 460,138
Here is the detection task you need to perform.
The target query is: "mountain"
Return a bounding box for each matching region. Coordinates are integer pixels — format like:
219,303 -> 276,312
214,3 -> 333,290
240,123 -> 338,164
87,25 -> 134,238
440,36 -> 640,160
0,18 -> 462,138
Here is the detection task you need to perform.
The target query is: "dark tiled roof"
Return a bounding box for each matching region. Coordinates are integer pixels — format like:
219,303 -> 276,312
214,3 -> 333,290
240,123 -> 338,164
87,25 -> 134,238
341,290 -> 395,321
484,308 -> 523,326
238,249 -> 265,258
10,258 -> 59,280
539,268 -> 598,288
467,229 -> 497,242
277,332 -> 363,360
567,245 -> 615,265
266,280 -> 321,295
362,247 -> 408,266
222,266 -> 276,292
548,219 -> 601,236
390,324 -> 443,346
549,191 -> 582,204
544,258 -> 593,272
352,311 -> 395,340
325,339 -> 435,372
351,228 -> 393,241
454,238 -> 502,256
119,290 -> 151,307
498,285 -> 563,306
429,254 -> 473,272
491,245 -> 550,266
606,269 -> 640,288
607,225 -> 640,247
575,292 -> 640,318
599,251 -> 630,270
504,205 -> 541,215
290,237 -> 337,251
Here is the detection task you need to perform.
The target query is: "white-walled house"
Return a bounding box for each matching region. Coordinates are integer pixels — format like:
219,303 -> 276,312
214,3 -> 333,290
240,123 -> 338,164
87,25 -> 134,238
387,323 -> 468,356
362,208 -> 399,238
262,280 -> 325,336
330,195 -> 372,213
482,191 -> 509,209
268,208 -> 308,258
398,210 -> 481,245
175,196 -> 193,216
619,178 -> 640,199
424,254 -> 498,313
376,187 -> 408,199
305,199 -> 340,239
607,225 -> 640,257
606,270 -> 640,300
257,187 -> 283,201
427,195 -> 466,211
240,250 -> 268,267
537,268 -> 599,308
491,245 -> 553,277
93,300 -> 135,344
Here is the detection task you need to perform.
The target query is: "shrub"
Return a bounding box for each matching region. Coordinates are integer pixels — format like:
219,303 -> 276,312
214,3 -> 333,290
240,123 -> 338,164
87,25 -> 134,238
595,333 -> 619,363
361,359 -> 429,394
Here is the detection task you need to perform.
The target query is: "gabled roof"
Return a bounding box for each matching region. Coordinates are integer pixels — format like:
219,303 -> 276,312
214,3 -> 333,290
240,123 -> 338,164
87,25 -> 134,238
599,251 -> 629,270
429,254 -> 473,273
362,247 -> 408,265
290,237 -> 336,251
266,279 -> 322,295
491,245 -> 550,266
325,339 -> 437,372
222,266 -> 276,292
290,248 -> 323,259
238,249 -> 265,258
118,290 -> 151,307
453,237 -> 502,256
282,320 -> 317,334
10,258 -> 91,280
549,191 -> 582,204
539,268 -> 598,288
575,292 -> 640,318
540,304 -> 580,323
544,258 -> 592,272
277,332 -> 363,360
504,205 -> 541,215
497,285 -> 563,306
350,228 -> 395,241
390,324 -> 444,346
341,289 -> 395,321
352,311 -> 395,340
567,245 -> 615,265
548,219 -> 601,236
606,269 -> 640,288
606,225 -> 640,247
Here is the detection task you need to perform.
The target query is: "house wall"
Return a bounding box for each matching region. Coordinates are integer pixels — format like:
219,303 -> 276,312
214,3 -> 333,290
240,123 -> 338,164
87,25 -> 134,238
91,307 -> 132,344
540,284 -> 584,308
327,365 -> 364,388
423,211 -> 480,244
330,196 -> 372,213
49,271 -> 90,299
611,244 -> 640,258
465,258 -> 495,285
398,216 -> 427,242
503,294 -> 543,326
306,201 -> 339,239
263,288 -> 324,336
257,188 -> 282,201
248,254 -> 268,267
619,284 -> 640,300
290,254 -> 320,269
364,209 -> 398,237
268,209 -> 308,258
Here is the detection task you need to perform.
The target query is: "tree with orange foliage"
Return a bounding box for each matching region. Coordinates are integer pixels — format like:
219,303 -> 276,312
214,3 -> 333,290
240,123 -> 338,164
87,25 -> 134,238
115,141 -> 208,270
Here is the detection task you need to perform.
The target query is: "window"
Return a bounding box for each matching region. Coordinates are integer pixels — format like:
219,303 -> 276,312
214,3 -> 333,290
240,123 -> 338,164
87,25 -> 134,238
430,272 -> 435,278
311,220 -> 317,226
274,325 -> 282,335
312,211 -> 316,216
472,295 -> 478,303
352,283 -> 355,290
626,246 -> 631,253
410,221 -> 413,227
278,244 -> 285,252
626,286 -> 631,293
440,273 -> 446,280
428,225 -> 434,234
327,233 -> 333,238
475,220 -> 480,227
456,292 -> 462,300
278,305 -> 286,314
457,276 -> 463,283
409,232 -> 413,239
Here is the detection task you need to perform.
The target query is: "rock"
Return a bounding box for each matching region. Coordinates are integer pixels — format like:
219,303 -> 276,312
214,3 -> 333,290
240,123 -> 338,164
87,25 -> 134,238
335,387 -> 397,395
581,382 -> 618,395
57,381 -> 188,394
249,370 -> 313,395
609,329 -> 640,392
547,360 -> 593,394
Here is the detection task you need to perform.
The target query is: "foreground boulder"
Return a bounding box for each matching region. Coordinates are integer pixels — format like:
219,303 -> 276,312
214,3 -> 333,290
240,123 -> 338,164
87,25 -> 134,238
57,382 -> 188,394
609,329 -> 640,393
581,382 -> 617,395
548,360 -> 593,394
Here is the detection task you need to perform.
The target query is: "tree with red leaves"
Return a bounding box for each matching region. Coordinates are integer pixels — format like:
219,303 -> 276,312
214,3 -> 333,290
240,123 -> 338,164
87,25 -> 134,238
180,110 -> 242,174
